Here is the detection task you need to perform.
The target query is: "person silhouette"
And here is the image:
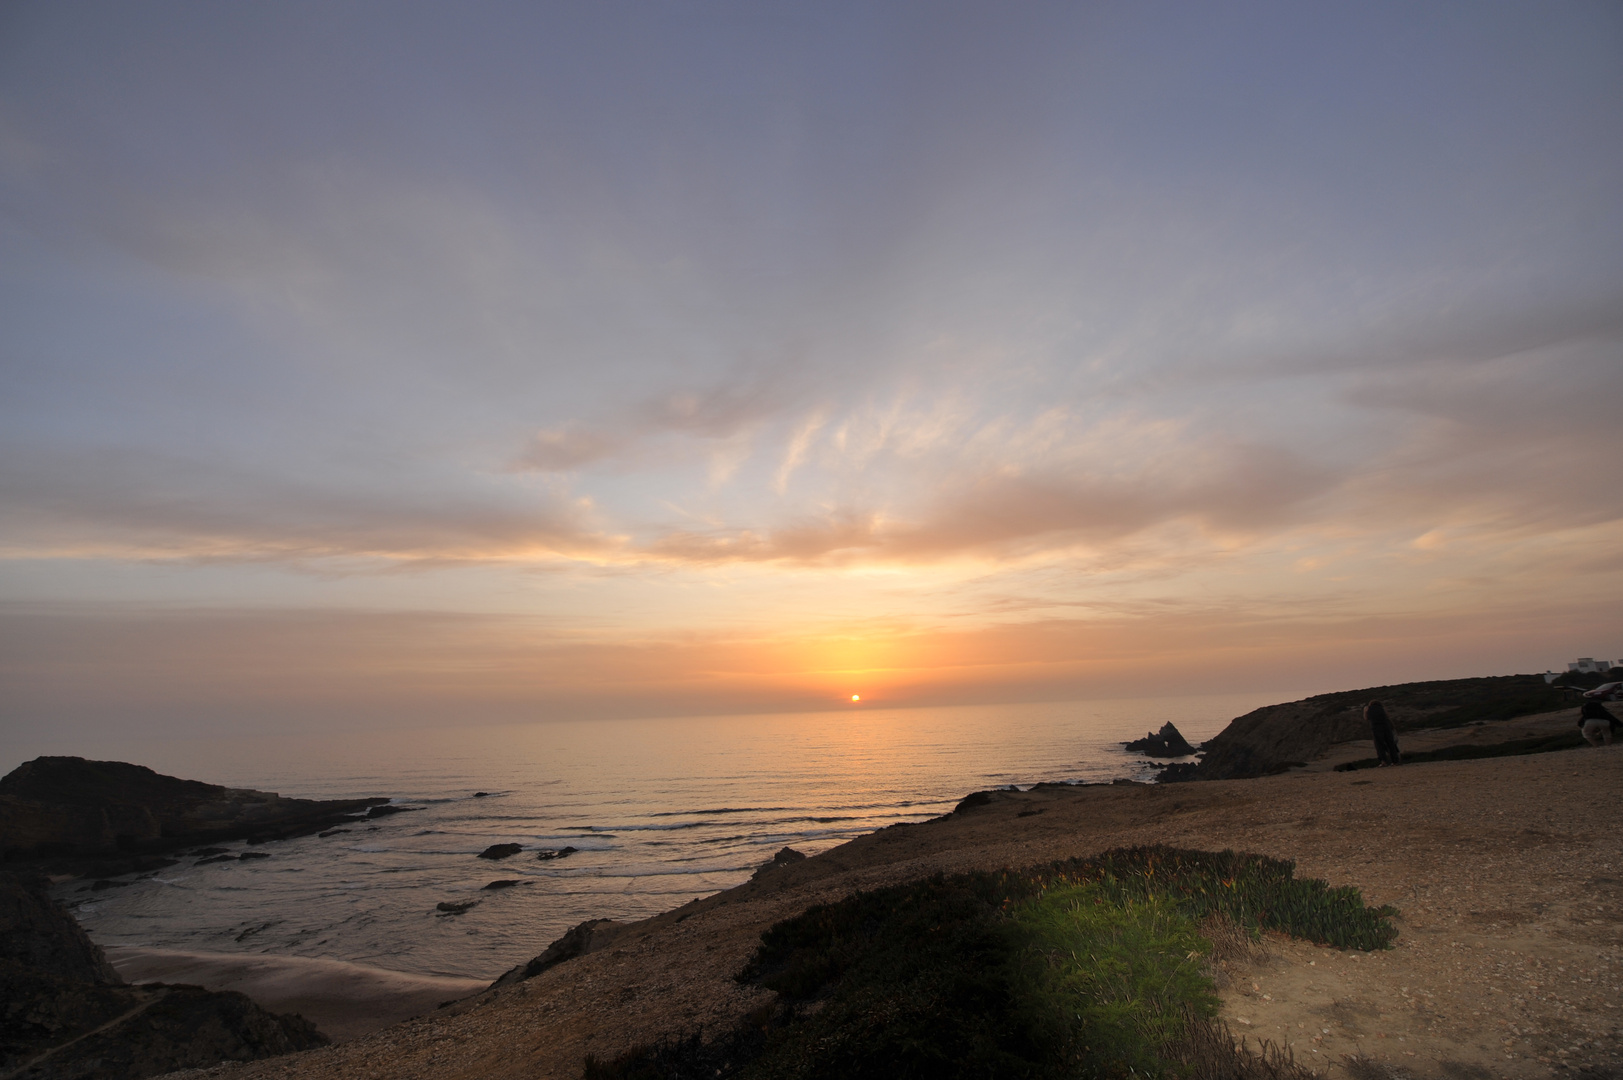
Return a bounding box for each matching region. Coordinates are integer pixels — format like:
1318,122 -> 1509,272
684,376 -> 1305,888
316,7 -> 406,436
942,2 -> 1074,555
1578,698 -> 1619,747
1365,700 -> 1401,766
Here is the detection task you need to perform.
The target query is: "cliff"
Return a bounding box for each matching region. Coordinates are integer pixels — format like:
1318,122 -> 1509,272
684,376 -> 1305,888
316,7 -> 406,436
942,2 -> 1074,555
0,871 -> 330,1078
1173,673 -> 1574,781
0,757 -> 387,869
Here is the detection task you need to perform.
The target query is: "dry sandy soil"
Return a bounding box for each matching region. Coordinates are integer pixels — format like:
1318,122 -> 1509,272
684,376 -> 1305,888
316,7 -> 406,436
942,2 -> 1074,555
178,709 -> 1623,1080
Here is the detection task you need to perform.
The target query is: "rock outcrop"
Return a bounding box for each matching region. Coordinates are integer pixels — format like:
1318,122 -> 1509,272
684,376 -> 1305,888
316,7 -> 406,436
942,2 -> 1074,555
0,871 -> 121,985
488,918 -> 625,990
0,757 -> 387,869
0,871 -> 328,1079
1168,674 -> 1571,782
750,846 -> 807,880
1122,722 -> 1197,757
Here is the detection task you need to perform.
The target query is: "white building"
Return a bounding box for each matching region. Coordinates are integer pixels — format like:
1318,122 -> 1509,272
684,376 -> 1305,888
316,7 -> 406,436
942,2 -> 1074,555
1567,657 -> 1621,674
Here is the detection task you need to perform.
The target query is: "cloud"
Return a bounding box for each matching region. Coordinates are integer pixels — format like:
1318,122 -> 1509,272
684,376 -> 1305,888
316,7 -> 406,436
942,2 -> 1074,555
512,425 -> 628,472
1334,330 -> 1623,533
645,437 -> 1334,566
513,377 -> 793,474
774,410 -> 829,494
0,445 -> 615,565
2,0 -> 1620,746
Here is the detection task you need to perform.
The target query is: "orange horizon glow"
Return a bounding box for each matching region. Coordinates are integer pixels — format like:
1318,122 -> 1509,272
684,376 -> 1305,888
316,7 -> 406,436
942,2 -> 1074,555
2,6 -> 1619,750
3,597 -> 1610,742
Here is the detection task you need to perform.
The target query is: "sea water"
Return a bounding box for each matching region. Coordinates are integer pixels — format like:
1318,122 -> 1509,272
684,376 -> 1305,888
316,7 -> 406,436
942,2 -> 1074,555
44,694 -> 1289,981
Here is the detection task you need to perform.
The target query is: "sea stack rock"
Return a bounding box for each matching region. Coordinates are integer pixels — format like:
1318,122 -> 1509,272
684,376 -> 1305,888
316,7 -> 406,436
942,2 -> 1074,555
1122,722 -> 1198,758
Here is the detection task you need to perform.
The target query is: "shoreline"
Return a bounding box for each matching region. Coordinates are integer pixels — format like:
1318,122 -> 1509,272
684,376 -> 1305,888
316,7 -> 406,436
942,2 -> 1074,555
167,707 -> 1622,1079
104,947 -> 489,1045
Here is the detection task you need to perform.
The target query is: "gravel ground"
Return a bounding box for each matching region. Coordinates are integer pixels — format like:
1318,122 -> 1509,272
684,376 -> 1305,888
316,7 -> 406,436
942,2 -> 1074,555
179,710 -> 1622,1080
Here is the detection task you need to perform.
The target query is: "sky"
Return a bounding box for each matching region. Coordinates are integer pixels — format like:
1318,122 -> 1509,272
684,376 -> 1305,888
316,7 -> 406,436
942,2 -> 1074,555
2,1 -> 1621,746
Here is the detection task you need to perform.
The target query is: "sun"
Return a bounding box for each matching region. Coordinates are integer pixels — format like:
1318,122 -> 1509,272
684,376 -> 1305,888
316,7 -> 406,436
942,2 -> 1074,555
850,694 -> 860,703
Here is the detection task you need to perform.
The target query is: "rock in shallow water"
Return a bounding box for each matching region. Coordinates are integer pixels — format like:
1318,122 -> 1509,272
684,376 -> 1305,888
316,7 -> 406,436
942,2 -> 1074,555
1121,722 -> 1198,757
477,843 -> 523,860
364,803 -> 422,819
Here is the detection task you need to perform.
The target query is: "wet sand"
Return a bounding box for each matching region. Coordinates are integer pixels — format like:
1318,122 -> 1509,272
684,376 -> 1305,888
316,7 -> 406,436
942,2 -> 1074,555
104,947 -> 489,1044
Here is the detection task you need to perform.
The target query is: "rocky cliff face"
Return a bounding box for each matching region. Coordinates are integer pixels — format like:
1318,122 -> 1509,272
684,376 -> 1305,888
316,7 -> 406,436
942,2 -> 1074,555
0,872 -> 121,986
1173,674 -> 1571,781
0,871 -> 329,1079
0,757 -> 387,866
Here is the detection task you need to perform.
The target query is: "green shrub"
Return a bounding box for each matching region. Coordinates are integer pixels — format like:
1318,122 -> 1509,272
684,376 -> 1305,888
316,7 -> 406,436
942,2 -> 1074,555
587,846 -> 1392,1080
1013,885 -> 1220,1075
1021,847 -> 1399,952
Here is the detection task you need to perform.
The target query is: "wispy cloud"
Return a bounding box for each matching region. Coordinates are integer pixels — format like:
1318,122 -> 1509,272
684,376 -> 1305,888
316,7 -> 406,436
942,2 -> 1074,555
2,1 -> 1620,736
0,446 -> 618,565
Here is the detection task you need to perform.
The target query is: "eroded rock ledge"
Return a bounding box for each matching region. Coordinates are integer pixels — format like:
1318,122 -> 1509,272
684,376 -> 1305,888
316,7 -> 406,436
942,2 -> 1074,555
0,756 -> 388,875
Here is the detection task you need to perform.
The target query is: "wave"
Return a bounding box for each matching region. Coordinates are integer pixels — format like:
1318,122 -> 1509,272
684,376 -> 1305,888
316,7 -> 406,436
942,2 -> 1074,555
646,806 -> 793,817
544,861 -> 762,879
567,822 -> 711,832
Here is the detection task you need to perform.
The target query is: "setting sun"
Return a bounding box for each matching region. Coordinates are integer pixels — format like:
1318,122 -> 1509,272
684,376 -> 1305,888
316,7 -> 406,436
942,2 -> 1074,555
851,695 -> 860,702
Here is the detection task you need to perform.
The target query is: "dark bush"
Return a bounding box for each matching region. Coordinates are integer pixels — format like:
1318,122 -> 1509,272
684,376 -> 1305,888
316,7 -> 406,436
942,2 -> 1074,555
586,846 -> 1390,1080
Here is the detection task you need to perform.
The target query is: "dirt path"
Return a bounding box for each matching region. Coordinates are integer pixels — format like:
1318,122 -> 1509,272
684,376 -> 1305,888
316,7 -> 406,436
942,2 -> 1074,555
184,712 -> 1622,1080
0,987 -> 167,1080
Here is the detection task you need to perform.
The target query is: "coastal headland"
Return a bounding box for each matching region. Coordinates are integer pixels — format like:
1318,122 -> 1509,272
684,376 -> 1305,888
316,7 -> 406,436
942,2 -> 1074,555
0,756 -> 391,876
178,706 -> 1623,1079
4,678 -> 1620,1079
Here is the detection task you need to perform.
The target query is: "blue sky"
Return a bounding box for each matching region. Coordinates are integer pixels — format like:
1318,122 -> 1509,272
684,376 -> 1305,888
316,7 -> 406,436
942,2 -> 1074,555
2,1 -> 1621,744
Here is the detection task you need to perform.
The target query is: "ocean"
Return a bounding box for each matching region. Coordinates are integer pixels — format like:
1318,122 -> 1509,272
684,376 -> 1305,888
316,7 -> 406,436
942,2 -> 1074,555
46,693 -> 1290,982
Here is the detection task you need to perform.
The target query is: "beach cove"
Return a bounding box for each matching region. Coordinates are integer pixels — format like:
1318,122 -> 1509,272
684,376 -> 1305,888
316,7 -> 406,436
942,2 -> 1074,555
29,697 -> 1255,983
167,709 -> 1622,1080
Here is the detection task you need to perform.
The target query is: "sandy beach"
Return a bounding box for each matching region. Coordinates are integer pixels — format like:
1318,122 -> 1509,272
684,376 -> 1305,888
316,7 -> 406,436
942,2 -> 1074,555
104,948 -> 488,1045
156,706 -> 1622,1080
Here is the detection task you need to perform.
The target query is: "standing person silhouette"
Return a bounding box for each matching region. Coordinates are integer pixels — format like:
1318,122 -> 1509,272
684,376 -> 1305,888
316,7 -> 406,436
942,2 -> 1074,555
1365,700 -> 1401,766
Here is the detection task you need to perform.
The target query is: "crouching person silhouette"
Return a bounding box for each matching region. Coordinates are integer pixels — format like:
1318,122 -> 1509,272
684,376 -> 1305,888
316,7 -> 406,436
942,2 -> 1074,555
1578,698 -> 1619,747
